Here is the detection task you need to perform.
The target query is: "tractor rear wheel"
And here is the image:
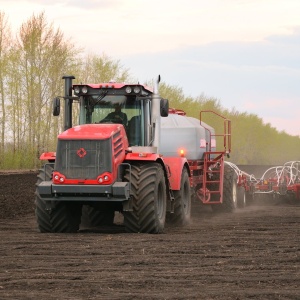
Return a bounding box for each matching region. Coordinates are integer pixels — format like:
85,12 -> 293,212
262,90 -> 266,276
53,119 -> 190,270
167,167 -> 191,226
212,164 -> 238,213
50,202 -> 82,233
35,165 -> 82,233
123,163 -> 167,233
81,205 -> 115,228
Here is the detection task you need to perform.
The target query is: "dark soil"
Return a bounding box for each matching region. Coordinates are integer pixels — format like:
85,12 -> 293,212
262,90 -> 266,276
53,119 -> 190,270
0,171 -> 299,299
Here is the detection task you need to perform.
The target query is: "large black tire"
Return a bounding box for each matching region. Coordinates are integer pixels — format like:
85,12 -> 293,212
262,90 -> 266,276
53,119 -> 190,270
35,165 -> 82,233
237,186 -> 246,208
212,164 -> 238,213
81,205 -> 115,228
245,191 -> 254,206
50,202 -> 82,233
167,167 -> 191,226
35,165 -> 54,232
123,163 -> 167,233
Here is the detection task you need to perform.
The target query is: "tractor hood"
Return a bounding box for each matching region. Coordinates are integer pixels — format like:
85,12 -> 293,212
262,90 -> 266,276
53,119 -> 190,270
58,124 -> 126,140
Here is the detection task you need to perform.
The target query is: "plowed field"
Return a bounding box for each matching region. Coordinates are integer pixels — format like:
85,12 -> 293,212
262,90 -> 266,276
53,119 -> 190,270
0,171 -> 299,299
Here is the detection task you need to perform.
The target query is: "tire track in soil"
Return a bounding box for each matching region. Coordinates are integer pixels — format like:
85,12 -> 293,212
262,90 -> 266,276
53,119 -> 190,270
0,172 -> 299,299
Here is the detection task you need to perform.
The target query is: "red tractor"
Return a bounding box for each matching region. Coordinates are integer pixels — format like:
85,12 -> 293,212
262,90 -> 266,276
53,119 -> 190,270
36,75 -> 240,233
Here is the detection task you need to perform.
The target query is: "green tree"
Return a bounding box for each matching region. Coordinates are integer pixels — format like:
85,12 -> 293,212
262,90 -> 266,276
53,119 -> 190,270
0,12 -> 79,169
1,11 -> 300,169
77,53 -> 130,83
0,12 -> 11,159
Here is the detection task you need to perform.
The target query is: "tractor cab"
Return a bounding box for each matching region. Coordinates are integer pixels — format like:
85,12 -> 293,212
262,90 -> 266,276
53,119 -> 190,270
54,79 -> 154,146
53,76 -> 169,149
74,84 -> 152,147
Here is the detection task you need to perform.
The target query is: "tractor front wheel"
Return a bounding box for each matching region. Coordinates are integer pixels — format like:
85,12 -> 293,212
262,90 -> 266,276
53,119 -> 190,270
123,163 -> 167,233
35,165 -> 82,233
35,165 -> 53,232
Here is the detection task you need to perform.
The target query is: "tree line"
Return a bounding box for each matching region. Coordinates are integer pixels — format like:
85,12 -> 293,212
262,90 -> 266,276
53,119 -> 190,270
160,83 -> 300,165
0,11 -> 299,169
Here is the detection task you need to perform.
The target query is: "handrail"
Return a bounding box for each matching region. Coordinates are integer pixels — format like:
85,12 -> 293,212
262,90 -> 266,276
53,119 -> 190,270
200,110 -> 231,155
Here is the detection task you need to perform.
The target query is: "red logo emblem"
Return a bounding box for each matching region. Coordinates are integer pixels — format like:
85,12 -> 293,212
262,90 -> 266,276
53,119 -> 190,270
77,148 -> 87,158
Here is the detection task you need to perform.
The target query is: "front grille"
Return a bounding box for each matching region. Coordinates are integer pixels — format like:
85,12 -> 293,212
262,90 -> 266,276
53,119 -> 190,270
55,139 -> 112,179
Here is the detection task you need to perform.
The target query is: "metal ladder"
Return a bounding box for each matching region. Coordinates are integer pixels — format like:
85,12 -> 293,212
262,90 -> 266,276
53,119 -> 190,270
199,110 -> 231,204
202,152 -> 225,203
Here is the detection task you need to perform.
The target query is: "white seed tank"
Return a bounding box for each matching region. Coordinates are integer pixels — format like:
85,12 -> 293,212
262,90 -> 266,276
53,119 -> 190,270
160,113 -> 216,160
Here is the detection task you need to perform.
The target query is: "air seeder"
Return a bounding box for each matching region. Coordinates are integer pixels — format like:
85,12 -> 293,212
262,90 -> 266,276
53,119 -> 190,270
36,75 -> 246,233
252,162 -> 300,203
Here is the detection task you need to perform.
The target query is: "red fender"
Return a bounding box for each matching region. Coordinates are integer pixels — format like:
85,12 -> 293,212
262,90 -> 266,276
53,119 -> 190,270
125,152 -> 161,161
162,157 -> 189,190
40,152 -> 56,161
125,153 -> 189,191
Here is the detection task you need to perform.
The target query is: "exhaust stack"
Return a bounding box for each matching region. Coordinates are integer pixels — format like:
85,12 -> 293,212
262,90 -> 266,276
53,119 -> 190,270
62,75 -> 75,131
151,75 -> 161,153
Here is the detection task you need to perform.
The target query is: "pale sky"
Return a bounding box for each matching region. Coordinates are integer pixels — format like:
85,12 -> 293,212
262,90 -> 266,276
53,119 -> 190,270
2,0 -> 300,136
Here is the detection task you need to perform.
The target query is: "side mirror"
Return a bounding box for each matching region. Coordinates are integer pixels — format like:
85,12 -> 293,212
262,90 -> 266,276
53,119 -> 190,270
53,97 -> 60,116
160,98 -> 169,117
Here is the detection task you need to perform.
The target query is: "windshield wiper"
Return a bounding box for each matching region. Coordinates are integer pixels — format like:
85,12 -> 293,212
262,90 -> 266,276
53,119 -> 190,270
92,90 -> 108,107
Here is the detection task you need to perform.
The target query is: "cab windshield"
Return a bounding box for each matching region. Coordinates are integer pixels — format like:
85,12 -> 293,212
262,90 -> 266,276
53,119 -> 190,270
78,94 -> 148,146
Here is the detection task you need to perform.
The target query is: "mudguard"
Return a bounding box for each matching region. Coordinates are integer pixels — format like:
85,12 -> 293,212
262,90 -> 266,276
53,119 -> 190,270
125,152 -> 161,161
40,152 -> 56,161
125,153 -> 189,191
162,157 -> 189,191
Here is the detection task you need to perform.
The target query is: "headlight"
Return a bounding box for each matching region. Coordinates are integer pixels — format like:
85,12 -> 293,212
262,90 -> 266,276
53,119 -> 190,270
133,86 -> 140,94
125,86 -> 132,93
82,86 -> 88,94
74,86 -> 80,94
